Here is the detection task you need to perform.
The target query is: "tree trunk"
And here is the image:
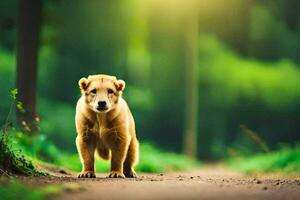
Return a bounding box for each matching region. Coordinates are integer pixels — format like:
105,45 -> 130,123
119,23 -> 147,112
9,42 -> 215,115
16,0 -> 42,134
182,5 -> 199,158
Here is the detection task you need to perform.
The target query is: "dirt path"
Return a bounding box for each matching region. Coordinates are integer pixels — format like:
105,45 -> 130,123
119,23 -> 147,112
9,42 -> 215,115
21,166 -> 300,200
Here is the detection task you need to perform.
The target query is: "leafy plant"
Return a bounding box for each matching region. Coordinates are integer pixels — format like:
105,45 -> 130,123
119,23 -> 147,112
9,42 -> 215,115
0,89 -> 44,176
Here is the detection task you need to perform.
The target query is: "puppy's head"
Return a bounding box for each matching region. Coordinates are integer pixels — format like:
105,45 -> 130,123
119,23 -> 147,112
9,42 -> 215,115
78,74 -> 125,113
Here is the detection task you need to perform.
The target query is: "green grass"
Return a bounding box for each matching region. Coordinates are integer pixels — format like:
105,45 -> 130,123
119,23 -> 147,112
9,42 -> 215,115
136,143 -> 199,172
46,142 -> 199,173
51,142 -> 199,173
227,146 -> 300,174
11,131 -> 199,173
0,179 -> 74,200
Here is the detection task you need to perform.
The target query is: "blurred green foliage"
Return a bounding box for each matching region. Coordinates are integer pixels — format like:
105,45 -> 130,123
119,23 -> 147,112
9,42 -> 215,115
197,35 -> 300,159
38,99 -> 76,152
137,143 -> 199,172
11,131 -> 199,172
227,146 -> 300,174
0,49 -> 15,124
199,35 -> 300,107
0,179 -> 68,200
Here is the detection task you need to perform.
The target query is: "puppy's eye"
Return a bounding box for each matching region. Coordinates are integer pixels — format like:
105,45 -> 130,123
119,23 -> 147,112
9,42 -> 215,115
108,89 -> 114,94
90,89 -> 97,94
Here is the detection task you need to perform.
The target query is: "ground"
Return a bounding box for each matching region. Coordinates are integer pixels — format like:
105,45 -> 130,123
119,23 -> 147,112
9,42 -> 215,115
17,165 -> 300,200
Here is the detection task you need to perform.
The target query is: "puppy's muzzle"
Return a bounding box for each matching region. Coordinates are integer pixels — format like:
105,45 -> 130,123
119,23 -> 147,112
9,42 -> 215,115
97,101 -> 108,111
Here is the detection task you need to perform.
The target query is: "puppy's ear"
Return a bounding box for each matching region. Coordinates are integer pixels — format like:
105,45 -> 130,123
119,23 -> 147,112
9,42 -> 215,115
115,79 -> 126,91
78,77 -> 89,92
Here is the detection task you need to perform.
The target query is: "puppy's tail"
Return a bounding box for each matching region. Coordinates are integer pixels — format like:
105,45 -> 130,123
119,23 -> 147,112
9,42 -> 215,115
96,146 -> 111,160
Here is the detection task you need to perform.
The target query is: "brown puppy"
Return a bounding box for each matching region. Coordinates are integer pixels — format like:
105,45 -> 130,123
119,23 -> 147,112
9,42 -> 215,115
75,74 -> 139,178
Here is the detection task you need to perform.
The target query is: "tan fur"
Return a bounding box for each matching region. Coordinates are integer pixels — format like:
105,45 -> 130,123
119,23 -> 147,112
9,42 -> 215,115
75,74 -> 139,178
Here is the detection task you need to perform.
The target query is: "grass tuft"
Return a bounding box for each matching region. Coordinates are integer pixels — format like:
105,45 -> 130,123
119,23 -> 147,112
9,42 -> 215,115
227,146 -> 300,174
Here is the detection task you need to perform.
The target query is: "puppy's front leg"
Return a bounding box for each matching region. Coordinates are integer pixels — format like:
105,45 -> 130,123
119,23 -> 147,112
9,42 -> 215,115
76,134 -> 96,178
108,136 -> 130,178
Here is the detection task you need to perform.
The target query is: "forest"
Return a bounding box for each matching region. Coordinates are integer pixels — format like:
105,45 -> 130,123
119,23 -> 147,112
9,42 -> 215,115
0,0 -> 300,199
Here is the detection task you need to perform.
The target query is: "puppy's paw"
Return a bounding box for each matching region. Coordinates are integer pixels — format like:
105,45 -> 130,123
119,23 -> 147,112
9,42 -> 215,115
108,171 -> 125,178
78,171 -> 96,178
124,169 -> 137,178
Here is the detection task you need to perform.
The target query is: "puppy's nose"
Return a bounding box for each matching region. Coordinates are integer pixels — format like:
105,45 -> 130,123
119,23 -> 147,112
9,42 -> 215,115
98,101 -> 107,108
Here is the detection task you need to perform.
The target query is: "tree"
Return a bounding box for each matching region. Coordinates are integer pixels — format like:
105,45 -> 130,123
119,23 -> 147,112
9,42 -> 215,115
16,0 -> 42,134
182,2 -> 199,158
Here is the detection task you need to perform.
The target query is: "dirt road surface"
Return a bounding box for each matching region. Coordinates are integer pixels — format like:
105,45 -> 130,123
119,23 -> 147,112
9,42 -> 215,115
21,166 -> 300,200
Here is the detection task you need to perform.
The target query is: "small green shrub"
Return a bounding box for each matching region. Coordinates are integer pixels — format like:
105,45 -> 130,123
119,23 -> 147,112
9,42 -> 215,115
0,131 -> 39,175
0,89 -> 45,176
